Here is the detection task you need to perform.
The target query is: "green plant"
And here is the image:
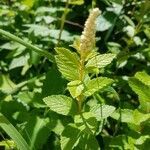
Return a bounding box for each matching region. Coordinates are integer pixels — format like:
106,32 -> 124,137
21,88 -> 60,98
0,0 -> 150,149
43,8 -> 116,150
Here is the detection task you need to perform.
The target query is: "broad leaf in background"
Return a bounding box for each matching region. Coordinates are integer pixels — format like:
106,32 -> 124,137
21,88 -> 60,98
43,95 -> 77,116
84,77 -> 114,96
9,55 -> 29,70
22,115 -> 51,150
48,111 -> 73,135
60,124 -> 81,150
60,123 -> 99,150
135,71 -> 150,86
42,68 -> 67,97
0,41 -> 26,57
55,47 -> 80,81
86,53 -> 116,70
69,0 -> 84,5
96,12 -> 116,32
22,0 -> 35,9
75,133 -> 100,150
129,77 -> 150,112
104,134 -> 150,150
111,109 -> 150,125
0,74 -> 17,94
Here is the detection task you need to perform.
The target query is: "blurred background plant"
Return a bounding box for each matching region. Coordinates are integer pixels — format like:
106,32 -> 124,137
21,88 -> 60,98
0,0 -> 150,149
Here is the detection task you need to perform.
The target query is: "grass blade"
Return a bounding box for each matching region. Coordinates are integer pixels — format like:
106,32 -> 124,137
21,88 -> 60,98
0,113 -> 30,150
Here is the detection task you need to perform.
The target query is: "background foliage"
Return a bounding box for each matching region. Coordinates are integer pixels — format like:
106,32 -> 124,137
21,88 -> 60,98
0,0 -> 150,149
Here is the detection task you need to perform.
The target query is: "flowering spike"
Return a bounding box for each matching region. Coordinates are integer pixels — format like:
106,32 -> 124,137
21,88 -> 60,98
79,8 -> 101,59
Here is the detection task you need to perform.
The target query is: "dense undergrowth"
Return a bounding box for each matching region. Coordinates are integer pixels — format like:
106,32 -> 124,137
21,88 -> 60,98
0,0 -> 150,150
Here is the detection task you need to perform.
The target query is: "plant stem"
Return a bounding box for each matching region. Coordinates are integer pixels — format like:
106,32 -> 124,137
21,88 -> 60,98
0,29 -> 55,62
57,0 -> 70,46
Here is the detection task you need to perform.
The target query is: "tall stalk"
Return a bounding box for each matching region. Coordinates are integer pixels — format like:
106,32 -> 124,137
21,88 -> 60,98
0,29 -> 54,62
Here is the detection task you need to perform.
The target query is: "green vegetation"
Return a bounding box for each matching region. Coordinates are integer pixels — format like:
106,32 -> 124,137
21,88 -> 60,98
0,0 -> 150,149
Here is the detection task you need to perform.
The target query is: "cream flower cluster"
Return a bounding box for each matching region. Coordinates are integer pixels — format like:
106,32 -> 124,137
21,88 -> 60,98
79,8 -> 101,58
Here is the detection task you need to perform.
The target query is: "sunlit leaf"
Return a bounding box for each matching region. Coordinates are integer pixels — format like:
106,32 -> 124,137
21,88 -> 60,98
86,53 -> 116,70
84,77 -> 114,96
90,104 -> 116,121
55,47 -> 80,81
67,80 -> 84,98
43,95 -> 78,116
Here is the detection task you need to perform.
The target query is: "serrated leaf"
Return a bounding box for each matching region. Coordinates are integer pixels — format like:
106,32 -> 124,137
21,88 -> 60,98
55,47 -> 80,81
67,80 -> 84,98
90,104 -> 116,121
43,95 -> 77,116
86,53 -> 116,70
84,77 -> 114,96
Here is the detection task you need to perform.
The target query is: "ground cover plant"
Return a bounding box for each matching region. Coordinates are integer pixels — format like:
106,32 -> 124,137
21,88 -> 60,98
0,0 -> 150,149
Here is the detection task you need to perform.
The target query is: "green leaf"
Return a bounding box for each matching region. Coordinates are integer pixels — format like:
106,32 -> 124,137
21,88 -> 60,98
135,71 -> 150,86
96,12 -> 115,31
133,110 -> 150,125
60,124 -> 81,150
0,140 -> 16,149
22,0 -> 35,8
111,109 -> 150,125
0,113 -> 30,150
84,77 -> 114,96
60,123 -> 99,150
111,109 -> 134,123
105,135 -> 133,150
9,55 -> 29,70
86,53 -> 116,70
55,47 -> 80,81
43,95 -> 77,116
67,80 -> 84,98
42,68 -> 67,97
74,112 -> 98,134
69,0 -> 84,5
0,74 -> 17,94
22,116 -> 51,150
90,104 -> 116,121
76,133 -> 100,150
129,77 -> 150,112
47,111 -> 72,135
